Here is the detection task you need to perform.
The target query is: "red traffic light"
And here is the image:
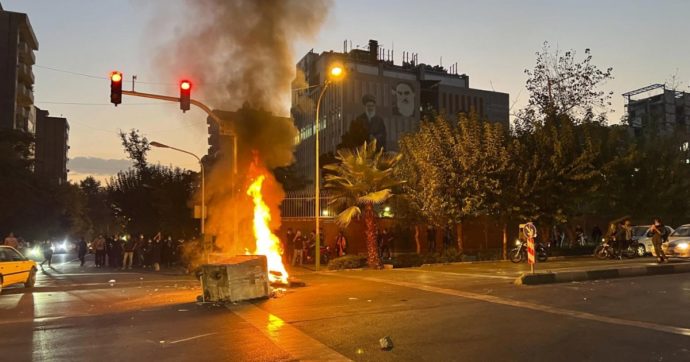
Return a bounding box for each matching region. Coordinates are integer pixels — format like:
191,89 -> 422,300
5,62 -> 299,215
180,80 -> 191,112
111,71 -> 122,83
110,71 -> 123,106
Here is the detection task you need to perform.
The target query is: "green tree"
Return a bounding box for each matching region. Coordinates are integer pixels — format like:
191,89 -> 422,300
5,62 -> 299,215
324,140 -> 402,268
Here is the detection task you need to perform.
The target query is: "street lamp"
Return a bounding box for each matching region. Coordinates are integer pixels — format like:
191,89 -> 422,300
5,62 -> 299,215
314,64 -> 345,271
150,141 -> 207,262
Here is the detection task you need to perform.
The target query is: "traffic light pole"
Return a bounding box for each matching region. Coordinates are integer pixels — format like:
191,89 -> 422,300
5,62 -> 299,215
121,89 -> 239,256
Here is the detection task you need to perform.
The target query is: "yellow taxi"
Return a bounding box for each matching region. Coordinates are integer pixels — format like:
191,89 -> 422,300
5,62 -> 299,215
0,245 -> 37,293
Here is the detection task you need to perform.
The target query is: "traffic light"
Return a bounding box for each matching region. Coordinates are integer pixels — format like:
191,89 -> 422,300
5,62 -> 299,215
110,71 -> 123,106
180,80 -> 191,112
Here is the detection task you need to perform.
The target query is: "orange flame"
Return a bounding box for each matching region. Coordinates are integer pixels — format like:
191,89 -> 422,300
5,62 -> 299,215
246,174 -> 289,284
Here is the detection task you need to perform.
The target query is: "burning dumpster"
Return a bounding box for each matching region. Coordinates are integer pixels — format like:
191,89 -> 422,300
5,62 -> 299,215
200,255 -> 269,303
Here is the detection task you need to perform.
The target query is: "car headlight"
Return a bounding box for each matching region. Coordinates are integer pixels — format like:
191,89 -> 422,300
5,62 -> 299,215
678,243 -> 689,250
29,247 -> 40,257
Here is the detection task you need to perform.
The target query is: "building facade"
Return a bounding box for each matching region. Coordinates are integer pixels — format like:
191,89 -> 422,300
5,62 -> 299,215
624,84 -> 690,135
35,108 -> 69,185
0,3 -> 38,133
291,39 -> 509,184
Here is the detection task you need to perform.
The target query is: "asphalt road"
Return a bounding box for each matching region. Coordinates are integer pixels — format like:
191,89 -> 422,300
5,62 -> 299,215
1,253 -> 689,361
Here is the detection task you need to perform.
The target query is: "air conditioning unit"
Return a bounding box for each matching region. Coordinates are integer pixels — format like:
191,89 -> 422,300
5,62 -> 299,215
200,255 -> 269,303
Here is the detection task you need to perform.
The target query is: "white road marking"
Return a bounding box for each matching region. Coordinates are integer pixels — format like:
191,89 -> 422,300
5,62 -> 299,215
399,268 -> 516,280
228,303 -> 351,361
166,333 -> 217,344
336,274 -> 690,338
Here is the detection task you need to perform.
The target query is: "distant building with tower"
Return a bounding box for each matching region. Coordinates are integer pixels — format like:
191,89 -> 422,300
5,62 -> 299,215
290,39 -> 510,185
623,84 -> 690,135
0,3 -> 38,133
35,108 -> 70,185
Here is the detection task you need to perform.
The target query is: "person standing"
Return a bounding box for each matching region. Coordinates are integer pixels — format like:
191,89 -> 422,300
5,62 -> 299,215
122,235 -> 135,270
591,225 -> 603,245
40,240 -> 54,269
335,230 -> 347,257
285,228 -> 295,265
380,228 -> 392,260
93,235 -> 106,267
151,232 -> 162,271
427,226 -> 436,253
291,230 -> 304,266
4,232 -> 19,248
650,218 -> 669,263
77,237 -> 88,267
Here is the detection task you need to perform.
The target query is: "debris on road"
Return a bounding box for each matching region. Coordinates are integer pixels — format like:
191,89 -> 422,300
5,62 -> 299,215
379,336 -> 394,351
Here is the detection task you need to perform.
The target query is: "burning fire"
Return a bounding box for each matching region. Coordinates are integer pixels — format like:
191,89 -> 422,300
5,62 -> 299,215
246,174 -> 289,284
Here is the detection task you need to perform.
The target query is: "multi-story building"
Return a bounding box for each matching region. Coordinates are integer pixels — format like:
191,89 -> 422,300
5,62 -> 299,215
624,84 -> 690,135
35,108 -> 69,185
291,39 -> 509,184
0,3 -> 38,133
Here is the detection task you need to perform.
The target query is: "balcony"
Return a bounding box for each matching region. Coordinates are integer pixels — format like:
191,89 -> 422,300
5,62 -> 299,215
17,42 -> 36,65
16,84 -> 34,106
17,63 -> 35,85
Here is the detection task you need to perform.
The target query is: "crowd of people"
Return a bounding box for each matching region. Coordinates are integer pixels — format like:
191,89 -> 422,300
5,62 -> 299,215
2,231 -> 196,272
282,227 -> 398,266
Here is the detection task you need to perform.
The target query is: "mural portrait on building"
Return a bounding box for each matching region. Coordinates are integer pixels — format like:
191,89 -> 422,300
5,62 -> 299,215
392,82 -> 416,117
349,94 -> 387,150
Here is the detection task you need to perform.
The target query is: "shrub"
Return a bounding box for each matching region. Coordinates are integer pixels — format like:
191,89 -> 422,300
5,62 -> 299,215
327,255 -> 367,270
393,253 -> 424,268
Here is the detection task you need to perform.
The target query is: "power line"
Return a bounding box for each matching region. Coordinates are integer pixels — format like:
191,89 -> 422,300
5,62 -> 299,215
37,101 -> 168,106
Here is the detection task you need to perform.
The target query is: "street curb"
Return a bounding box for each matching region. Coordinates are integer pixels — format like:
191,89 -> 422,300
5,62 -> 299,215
514,261 -> 690,285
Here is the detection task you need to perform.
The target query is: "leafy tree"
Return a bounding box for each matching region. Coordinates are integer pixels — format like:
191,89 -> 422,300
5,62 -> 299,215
324,140 -> 402,268
118,129 -> 150,172
516,42 -> 614,130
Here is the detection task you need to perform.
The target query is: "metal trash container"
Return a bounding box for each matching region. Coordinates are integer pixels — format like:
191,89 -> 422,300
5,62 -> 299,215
200,255 -> 269,303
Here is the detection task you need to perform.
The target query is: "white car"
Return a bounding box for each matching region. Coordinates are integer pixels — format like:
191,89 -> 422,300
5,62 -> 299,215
662,224 -> 690,259
0,246 -> 37,293
632,225 -> 675,256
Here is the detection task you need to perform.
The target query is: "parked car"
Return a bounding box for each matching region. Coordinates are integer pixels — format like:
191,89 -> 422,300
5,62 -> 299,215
632,225 -> 675,256
662,224 -> 690,259
0,246 -> 37,293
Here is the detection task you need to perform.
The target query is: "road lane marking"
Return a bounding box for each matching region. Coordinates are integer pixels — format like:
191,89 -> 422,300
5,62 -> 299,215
334,273 -> 690,338
228,303 -> 351,361
166,333 -> 217,344
398,268 -> 516,280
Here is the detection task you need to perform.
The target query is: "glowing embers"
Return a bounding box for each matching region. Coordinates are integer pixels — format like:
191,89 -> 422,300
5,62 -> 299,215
246,174 -> 288,284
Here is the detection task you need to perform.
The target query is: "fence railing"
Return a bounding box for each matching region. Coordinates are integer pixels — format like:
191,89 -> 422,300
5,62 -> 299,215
280,191 -> 335,219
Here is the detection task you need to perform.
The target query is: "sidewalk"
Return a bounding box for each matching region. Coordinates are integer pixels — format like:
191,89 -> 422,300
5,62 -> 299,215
515,259 -> 690,285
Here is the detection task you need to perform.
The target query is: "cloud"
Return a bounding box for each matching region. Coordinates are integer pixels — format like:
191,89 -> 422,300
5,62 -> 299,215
68,157 -> 132,175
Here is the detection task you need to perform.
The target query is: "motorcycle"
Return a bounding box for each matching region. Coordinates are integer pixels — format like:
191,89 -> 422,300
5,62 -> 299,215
593,238 -> 640,260
510,239 -> 549,263
304,244 -> 331,265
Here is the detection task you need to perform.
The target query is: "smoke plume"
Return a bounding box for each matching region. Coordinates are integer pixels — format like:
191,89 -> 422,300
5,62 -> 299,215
153,0 -> 331,254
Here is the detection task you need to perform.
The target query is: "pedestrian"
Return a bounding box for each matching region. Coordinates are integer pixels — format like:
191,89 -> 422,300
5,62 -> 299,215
93,235 -> 106,267
77,237 -> 88,267
291,230 -> 304,266
3,232 -> 19,248
285,228 -> 294,265
335,230 -> 347,257
443,227 -> 453,252
134,234 -> 145,267
650,218 -> 669,263
122,235 -> 135,270
380,228 -> 392,260
591,225 -> 602,245
427,226 -> 436,253
40,240 -> 54,269
614,219 -> 631,259
151,232 -> 162,271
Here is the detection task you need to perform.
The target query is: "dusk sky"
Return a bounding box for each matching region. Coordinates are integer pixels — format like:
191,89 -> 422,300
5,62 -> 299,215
4,0 -> 689,182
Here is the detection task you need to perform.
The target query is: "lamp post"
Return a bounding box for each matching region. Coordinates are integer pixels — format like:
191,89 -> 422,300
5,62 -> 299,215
314,65 -> 344,271
150,141 -> 207,262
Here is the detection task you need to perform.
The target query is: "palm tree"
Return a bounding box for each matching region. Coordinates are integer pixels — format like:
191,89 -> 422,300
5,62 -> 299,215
323,140 -> 402,268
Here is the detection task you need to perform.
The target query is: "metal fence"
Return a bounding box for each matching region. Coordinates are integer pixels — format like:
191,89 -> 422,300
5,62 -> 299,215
280,191 -> 335,219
